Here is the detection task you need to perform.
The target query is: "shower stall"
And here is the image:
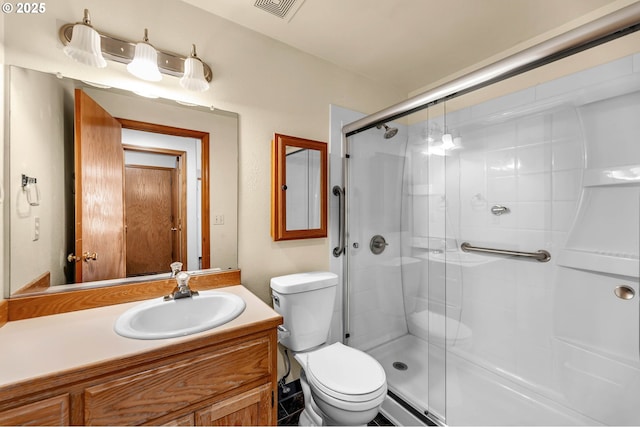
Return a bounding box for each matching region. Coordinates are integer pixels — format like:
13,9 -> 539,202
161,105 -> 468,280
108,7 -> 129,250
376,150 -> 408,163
332,5 -> 640,426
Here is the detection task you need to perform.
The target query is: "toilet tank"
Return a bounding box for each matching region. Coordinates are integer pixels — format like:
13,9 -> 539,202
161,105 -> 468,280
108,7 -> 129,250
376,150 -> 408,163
270,272 -> 338,352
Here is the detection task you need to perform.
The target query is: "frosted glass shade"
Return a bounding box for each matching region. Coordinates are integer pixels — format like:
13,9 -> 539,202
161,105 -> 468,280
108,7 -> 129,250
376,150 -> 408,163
180,56 -> 210,91
63,24 -> 107,68
127,42 -> 162,82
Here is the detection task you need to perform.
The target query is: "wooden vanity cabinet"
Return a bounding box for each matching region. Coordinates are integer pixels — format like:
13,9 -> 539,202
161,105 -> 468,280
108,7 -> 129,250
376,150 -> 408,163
0,328 -> 279,426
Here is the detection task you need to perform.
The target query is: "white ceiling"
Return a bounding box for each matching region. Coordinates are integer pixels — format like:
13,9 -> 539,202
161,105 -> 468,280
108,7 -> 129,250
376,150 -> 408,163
180,0 -> 621,94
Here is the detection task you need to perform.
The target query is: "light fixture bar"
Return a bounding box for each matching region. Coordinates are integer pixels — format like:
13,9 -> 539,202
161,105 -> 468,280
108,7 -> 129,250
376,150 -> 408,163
59,23 -> 213,82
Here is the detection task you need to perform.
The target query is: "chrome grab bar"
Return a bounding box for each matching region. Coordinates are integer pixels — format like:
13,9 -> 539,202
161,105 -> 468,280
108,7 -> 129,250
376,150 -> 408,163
333,186 -> 345,257
460,242 -> 551,262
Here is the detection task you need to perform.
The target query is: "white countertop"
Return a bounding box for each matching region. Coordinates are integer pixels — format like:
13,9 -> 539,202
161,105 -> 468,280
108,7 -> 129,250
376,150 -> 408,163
0,285 -> 281,389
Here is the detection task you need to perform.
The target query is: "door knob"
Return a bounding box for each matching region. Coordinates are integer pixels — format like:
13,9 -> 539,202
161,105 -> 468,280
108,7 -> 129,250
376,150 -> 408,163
83,252 -> 98,262
67,253 -> 81,263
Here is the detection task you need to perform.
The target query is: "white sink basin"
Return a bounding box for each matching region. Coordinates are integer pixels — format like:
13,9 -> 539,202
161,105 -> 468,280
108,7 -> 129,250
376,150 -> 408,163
114,290 -> 246,339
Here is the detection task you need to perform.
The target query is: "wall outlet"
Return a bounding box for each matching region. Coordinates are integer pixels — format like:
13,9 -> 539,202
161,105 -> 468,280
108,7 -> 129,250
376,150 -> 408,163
213,214 -> 224,225
33,216 -> 40,241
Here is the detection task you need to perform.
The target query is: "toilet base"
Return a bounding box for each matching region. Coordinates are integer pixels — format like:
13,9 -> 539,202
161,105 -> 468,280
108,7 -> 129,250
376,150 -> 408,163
298,368 -> 379,426
298,407 -> 368,427
298,370 -> 324,426
298,406 -> 322,426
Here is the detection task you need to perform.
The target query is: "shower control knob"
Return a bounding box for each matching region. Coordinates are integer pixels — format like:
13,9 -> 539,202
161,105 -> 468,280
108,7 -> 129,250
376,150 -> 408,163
370,235 -> 388,255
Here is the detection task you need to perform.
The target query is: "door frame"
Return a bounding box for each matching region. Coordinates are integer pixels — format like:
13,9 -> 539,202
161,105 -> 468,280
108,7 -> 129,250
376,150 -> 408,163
123,146 -> 188,270
117,119 -> 211,269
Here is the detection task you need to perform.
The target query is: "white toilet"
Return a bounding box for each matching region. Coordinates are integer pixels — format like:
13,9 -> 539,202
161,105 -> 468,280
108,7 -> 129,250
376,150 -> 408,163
270,272 -> 387,426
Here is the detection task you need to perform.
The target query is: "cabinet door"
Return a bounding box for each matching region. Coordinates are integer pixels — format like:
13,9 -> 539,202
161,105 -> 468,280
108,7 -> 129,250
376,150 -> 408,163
195,384 -> 273,426
0,394 -> 69,426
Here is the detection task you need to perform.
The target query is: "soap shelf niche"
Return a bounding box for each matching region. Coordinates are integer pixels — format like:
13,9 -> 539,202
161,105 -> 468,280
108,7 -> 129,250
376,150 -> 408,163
583,165 -> 640,187
557,249 -> 638,278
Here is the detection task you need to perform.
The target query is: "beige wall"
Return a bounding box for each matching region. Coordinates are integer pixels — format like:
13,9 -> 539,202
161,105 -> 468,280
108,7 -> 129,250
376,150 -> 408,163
8,68 -> 70,294
2,0 -> 406,302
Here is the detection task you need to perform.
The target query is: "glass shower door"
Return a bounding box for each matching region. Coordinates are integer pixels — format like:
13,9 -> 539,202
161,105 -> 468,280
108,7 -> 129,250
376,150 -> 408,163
400,106 -> 449,423
345,107 -> 448,425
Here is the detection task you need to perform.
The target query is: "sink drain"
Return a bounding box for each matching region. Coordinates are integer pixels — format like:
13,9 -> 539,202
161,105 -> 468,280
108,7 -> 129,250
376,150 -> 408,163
393,361 -> 408,371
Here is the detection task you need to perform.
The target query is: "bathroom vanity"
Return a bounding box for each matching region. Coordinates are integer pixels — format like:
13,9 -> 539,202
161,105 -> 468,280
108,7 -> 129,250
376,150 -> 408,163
0,282 -> 282,426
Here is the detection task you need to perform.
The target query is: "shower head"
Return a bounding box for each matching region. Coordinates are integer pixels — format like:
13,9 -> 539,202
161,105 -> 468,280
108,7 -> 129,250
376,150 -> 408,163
376,123 -> 398,139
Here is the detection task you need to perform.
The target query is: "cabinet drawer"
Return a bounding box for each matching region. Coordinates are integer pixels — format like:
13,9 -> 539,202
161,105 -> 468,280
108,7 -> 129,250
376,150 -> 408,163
0,394 -> 69,426
84,337 -> 271,426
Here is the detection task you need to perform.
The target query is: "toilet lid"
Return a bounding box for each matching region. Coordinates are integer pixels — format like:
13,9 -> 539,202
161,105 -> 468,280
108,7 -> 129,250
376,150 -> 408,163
306,343 -> 386,398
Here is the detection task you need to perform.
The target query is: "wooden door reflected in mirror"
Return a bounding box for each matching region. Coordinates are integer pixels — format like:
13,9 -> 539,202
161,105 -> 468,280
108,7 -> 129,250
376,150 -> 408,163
271,134 -> 327,241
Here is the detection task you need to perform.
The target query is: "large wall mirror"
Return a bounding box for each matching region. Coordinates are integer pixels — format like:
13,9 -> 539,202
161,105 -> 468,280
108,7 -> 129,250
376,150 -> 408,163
271,133 -> 327,241
5,66 -> 239,298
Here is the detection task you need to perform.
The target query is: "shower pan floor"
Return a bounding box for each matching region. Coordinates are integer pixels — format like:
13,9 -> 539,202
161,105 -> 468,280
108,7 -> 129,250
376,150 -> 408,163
368,334 -> 597,426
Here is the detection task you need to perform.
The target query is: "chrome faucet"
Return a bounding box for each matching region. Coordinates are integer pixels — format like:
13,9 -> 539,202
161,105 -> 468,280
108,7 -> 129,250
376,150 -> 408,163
164,271 -> 199,301
170,261 -> 183,278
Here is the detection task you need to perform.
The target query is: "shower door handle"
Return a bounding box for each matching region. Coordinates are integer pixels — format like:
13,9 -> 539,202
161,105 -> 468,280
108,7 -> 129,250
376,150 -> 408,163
333,185 -> 346,257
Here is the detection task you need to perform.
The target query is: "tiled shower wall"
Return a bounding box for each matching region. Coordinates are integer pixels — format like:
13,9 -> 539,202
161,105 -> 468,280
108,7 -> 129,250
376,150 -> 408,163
439,107 -> 584,393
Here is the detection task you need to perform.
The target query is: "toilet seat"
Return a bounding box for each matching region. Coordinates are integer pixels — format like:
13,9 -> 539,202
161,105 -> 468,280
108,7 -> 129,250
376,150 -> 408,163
303,343 -> 387,404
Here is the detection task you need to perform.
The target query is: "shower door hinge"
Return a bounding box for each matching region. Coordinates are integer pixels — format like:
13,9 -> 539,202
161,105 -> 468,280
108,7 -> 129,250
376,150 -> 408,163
345,154 -> 350,158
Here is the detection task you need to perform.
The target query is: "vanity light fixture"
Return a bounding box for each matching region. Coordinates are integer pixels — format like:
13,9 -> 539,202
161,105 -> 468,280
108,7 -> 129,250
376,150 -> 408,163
59,9 -> 213,90
62,9 -> 107,68
127,29 -> 162,82
180,45 -> 210,92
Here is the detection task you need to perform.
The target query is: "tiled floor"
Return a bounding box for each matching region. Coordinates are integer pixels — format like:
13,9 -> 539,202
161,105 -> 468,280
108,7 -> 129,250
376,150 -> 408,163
277,379 -> 394,426
278,380 -> 305,426
368,412 -> 395,426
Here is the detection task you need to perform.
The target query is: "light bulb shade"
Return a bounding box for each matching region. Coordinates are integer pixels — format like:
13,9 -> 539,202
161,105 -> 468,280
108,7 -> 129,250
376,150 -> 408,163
180,56 -> 210,91
127,42 -> 162,82
63,24 -> 107,68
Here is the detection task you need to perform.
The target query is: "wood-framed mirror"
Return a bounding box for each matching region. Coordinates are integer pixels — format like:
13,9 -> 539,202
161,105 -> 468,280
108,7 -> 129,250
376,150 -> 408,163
271,134 -> 327,241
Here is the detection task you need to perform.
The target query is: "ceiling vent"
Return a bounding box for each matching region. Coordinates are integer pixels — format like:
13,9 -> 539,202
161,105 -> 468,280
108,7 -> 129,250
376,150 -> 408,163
254,0 -> 302,20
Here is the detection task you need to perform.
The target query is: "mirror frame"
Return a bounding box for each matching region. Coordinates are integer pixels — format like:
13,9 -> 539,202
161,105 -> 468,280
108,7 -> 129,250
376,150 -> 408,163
271,133 -> 327,241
